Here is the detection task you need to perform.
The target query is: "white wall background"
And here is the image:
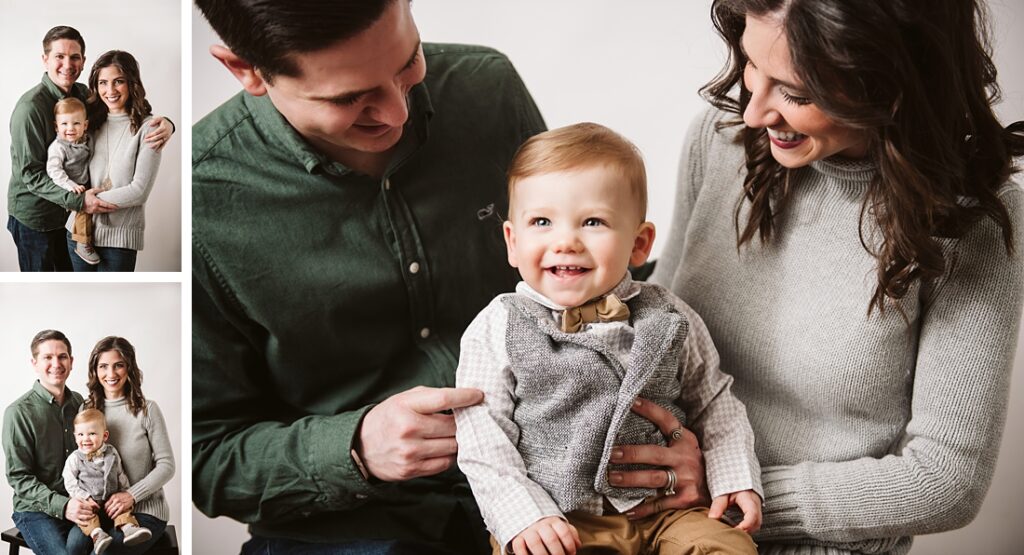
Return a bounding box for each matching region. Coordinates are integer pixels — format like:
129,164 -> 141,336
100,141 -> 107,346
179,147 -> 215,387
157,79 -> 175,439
191,1 -> 1024,553
0,0 -> 182,272
0,283 -> 182,545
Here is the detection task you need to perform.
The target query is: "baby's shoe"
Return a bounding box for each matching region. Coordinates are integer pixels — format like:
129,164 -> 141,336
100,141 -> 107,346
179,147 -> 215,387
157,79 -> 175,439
121,523 -> 152,546
75,242 -> 100,265
91,528 -> 112,555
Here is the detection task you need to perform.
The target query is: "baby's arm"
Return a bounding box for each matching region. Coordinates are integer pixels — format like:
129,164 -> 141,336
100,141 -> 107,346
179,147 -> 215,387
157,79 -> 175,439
45,141 -> 85,193
710,490 -> 762,533
511,517 -> 581,555
671,295 -> 763,502
61,454 -> 92,500
111,446 -> 132,491
454,297 -> 569,553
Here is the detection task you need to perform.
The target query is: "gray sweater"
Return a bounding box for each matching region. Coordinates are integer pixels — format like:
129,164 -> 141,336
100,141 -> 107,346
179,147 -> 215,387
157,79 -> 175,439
45,136 -> 91,193
652,106 -> 1024,555
103,398 -> 174,522
65,113 -> 161,251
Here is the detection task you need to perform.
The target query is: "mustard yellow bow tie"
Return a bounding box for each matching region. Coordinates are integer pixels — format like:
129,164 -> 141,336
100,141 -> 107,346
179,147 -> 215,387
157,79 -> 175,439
85,448 -> 103,461
560,294 -> 631,333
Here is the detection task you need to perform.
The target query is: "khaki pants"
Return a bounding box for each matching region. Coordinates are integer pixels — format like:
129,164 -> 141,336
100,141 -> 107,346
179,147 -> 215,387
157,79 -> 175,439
78,510 -> 138,538
491,507 -> 756,555
70,211 -> 93,244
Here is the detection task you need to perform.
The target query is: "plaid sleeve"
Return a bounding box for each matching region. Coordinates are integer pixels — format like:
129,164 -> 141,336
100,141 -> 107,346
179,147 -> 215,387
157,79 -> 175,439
674,298 -> 763,500
454,296 -> 565,549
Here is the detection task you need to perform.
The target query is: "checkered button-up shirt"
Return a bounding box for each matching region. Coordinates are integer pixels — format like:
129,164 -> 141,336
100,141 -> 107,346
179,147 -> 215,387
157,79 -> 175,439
454,275 -> 762,548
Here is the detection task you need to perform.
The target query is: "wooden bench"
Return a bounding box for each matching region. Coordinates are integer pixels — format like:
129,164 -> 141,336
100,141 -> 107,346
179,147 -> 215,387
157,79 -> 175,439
1,525 -> 178,555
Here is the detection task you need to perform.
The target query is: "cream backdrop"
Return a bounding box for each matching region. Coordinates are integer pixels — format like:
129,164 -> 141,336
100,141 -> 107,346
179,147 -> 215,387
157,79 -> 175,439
191,1 -> 1024,553
0,0 -> 182,272
0,283 -> 182,542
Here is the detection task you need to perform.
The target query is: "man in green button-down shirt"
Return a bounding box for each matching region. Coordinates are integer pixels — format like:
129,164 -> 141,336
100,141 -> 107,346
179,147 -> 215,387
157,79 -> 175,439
193,0 -> 545,553
2,330 -> 96,554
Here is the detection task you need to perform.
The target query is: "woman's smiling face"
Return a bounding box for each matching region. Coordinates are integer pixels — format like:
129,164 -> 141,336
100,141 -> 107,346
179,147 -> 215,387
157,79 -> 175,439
96,350 -> 129,399
740,13 -> 869,168
97,65 -> 130,114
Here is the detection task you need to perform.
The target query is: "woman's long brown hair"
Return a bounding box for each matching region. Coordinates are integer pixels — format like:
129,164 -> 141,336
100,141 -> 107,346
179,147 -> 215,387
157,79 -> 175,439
87,50 -> 153,135
703,0 -> 1024,314
85,336 -> 148,417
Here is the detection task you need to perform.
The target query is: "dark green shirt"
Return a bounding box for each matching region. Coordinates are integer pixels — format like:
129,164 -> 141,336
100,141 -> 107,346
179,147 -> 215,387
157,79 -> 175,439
192,43 -> 545,549
8,74 -> 88,231
2,381 -> 83,517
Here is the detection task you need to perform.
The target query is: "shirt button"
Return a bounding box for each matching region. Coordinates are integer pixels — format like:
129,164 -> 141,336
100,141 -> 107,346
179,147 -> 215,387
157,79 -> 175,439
383,179 -> 391,190
355,493 -> 368,500
408,262 -> 420,274
419,328 -> 431,339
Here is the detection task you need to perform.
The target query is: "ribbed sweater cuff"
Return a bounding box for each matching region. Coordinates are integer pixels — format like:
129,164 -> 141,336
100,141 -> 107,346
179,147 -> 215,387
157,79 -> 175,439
758,466 -> 805,540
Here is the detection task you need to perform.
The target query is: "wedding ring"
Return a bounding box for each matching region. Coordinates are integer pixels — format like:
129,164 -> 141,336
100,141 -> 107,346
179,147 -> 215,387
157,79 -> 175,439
669,427 -> 683,442
663,468 -> 677,496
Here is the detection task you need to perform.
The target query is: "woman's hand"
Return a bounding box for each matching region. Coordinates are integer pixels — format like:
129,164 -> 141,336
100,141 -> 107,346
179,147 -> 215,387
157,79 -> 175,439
608,398 -> 709,519
104,491 -> 135,518
144,117 -> 174,152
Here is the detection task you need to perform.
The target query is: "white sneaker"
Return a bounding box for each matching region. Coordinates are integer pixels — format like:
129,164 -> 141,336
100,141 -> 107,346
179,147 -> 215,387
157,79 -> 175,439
75,242 -> 101,265
92,529 -> 112,555
121,523 -> 152,546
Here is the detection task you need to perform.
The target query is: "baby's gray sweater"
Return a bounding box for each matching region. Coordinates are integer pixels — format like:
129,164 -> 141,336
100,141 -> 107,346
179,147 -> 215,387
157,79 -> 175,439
46,137 -> 91,193
65,113 -> 162,251
652,106 -> 1024,555
103,398 -> 174,522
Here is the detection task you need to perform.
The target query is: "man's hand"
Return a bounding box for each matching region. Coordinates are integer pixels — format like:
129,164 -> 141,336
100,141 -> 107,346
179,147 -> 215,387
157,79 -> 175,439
83,188 -> 117,214
511,516 -> 581,555
72,184 -> 86,194
104,491 -> 135,518
144,117 -> 174,152
607,398 -> 709,519
355,386 -> 484,482
709,490 -> 762,533
65,497 -> 99,526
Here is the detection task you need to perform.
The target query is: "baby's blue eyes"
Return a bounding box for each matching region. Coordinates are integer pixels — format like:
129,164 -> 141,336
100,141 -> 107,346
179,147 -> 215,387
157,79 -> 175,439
583,218 -> 603,227
530,217 -> 551,227
528,217 -> 605,227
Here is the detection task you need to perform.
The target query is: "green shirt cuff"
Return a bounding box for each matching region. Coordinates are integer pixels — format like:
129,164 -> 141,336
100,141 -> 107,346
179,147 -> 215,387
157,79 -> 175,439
307,405 -> 377,510
49,494 -> 70,520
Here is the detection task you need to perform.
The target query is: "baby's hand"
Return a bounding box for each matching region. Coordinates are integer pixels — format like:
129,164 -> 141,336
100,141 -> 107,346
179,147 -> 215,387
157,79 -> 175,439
709,489 -> 762,534
72,184 -> 86,194
510,516 -> 581,555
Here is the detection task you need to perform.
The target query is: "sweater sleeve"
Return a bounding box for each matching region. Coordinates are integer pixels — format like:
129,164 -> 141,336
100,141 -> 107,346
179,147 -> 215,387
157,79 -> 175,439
96,122 -> 162,207
651,106 -> 722,288
126,401 -> 175,503
45,141 -> 80,193
454,297 -> 564,549
756,185 -> 1024,544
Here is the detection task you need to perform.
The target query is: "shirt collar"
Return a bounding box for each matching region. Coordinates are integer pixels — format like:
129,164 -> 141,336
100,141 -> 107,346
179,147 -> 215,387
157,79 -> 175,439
246,80 -> 434,178
31,380 -> 70,405
515,272 -> 640,311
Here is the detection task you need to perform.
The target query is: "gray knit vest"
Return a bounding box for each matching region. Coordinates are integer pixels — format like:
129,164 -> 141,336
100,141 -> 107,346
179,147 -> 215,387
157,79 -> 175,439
503,283 -> 690,513
71,445 -> 122,501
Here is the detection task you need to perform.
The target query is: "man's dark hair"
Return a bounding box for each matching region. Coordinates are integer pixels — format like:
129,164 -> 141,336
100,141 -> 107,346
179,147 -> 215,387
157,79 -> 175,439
195,0 -> 398,83
31,329 -> 72,359
43,25 -> 85,56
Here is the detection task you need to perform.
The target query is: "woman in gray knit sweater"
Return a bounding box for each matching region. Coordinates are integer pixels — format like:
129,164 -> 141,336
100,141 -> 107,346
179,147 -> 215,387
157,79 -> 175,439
649,0 -> 1024,553
82,337 -> 175,553
65,50 -> 165,272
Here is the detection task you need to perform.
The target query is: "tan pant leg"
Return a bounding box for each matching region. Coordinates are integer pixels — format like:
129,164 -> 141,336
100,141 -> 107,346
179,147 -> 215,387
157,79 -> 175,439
78,515 -> 101,538
71,211 -> 92,244
567,511 -> 644,554
640,507 -> 757,555
114,511 -> 138,528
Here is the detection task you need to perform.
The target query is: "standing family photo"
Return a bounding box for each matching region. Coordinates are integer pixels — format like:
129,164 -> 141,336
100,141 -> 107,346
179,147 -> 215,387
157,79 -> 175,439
1,0 -> 181,272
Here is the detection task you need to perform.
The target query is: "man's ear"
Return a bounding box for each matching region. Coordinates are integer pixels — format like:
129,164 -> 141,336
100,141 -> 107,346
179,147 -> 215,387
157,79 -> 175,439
629,222 -> 656,267
209,45 -> 268,96
503,220 -> 519,268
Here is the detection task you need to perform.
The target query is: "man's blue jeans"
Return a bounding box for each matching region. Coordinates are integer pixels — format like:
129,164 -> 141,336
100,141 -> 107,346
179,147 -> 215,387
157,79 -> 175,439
14,511 -> 167,555
7,215 -> 72,271
66,232 -> 138,272
240,536 -> 462,555
12,510 -> 91,555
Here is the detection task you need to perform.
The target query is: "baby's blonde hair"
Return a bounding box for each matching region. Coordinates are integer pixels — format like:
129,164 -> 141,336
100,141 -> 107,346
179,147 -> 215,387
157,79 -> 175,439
54,97 -> 87,119
74,408 -> 106,430
507,123 -> 647,221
